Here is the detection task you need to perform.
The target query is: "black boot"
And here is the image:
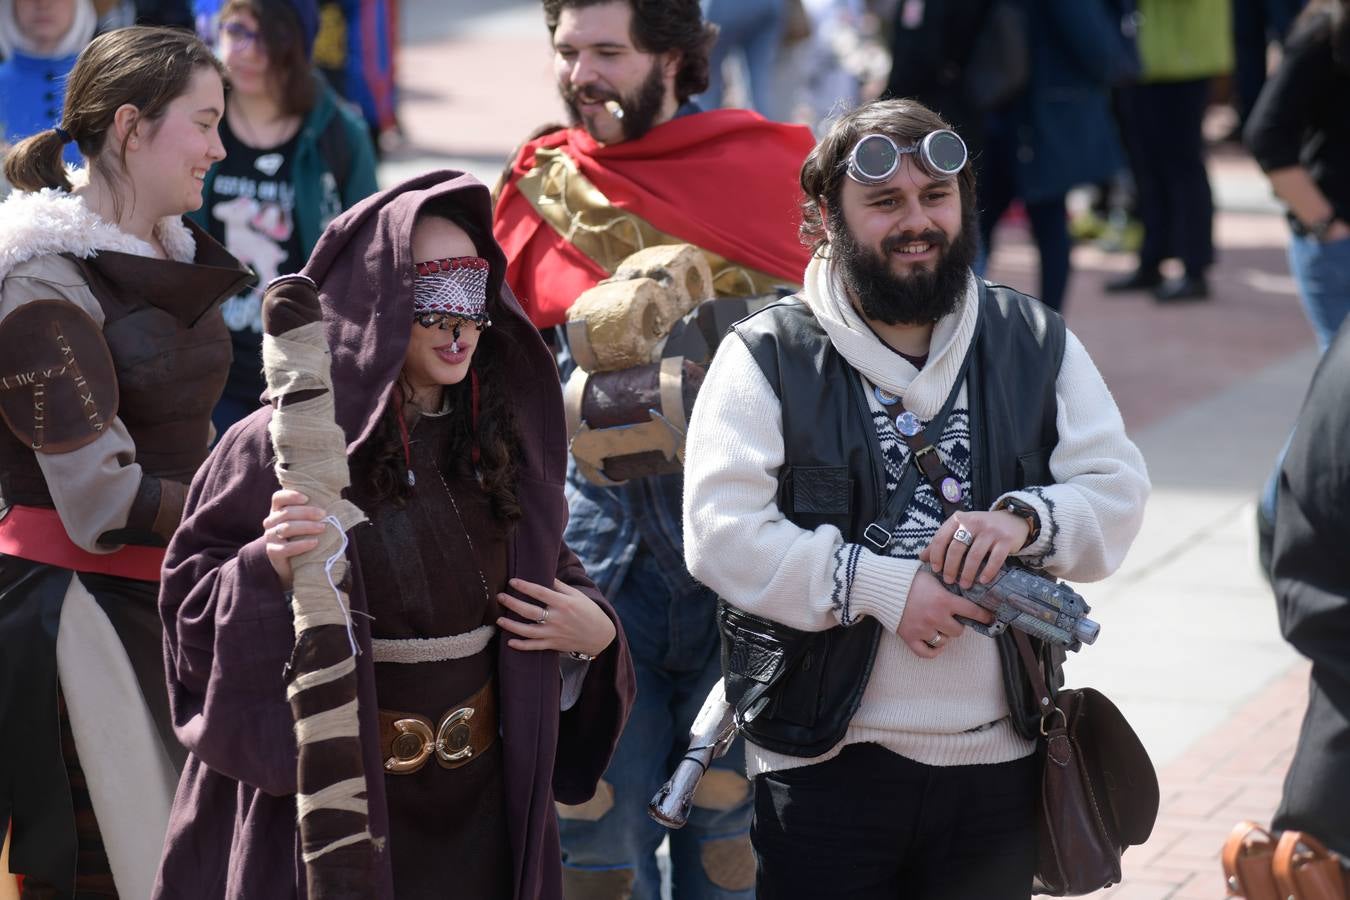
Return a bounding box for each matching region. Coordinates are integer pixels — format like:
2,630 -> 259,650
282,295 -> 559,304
1105,266 -> 1163,293
1154,274 -> 1210,302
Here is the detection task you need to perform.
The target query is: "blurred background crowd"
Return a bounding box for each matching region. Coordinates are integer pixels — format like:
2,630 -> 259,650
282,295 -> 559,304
4,0 -> 1342,333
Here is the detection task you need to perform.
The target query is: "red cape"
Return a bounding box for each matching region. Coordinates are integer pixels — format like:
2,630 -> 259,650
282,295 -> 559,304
493,108 -> 816,329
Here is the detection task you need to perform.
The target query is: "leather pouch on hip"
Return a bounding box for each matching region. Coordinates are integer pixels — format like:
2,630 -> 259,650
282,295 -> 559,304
717,600 -> 815,726
717,599 -> 883,757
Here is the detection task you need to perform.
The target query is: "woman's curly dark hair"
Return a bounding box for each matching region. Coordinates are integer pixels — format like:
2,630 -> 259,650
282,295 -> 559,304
351,210 -> 523,524
542,0 -> 718,103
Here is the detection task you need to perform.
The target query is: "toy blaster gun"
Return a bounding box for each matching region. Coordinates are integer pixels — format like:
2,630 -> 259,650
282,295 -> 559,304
648,680 -> 737,829
948,565 -> 1099,651
650,568 -> 1098,829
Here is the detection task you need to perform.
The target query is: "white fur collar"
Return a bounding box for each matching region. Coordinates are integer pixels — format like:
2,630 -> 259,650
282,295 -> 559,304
0,170 -> 197,284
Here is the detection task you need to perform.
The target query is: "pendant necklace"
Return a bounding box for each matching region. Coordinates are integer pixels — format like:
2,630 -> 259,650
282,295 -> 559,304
396,391 -> 453,487
405,397 -> 490,607
434,465 -> 491,607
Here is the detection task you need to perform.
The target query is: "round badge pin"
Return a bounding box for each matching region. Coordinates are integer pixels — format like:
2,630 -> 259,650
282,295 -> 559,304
895,410 -> 923,437
873,386 -> 899,406
940,476 -> 964,504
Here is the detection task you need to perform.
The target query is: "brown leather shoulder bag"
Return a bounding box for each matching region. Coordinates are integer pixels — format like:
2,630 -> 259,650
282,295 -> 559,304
1273,831 -> 1349,900
1014,632 -> 1160,895
1223,823 -> 1349,899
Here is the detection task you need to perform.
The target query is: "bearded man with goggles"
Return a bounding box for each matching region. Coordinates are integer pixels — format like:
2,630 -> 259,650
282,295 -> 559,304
683,98 -> 1150,899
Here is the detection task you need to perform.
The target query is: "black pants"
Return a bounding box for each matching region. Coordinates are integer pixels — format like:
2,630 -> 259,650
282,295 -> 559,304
1232,0 -> 1304,126
978,119 -> 1072,312
1118,79 -> 1216,277
752,742 -> 1038,900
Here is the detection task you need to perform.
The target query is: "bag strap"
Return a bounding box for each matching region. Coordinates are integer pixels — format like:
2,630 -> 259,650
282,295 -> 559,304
861,286 -> 984,550
1012,630 -> 1054,716
1222,821 -> 1276,896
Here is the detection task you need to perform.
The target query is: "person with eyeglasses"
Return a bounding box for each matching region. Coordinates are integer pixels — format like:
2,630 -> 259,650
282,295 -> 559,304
192,0 -> 377,435
683,97 -> 1150,898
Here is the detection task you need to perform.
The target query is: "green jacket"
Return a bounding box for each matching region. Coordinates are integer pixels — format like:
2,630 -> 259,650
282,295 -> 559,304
1135,0 -> 1234,83
190,78 -> 378,257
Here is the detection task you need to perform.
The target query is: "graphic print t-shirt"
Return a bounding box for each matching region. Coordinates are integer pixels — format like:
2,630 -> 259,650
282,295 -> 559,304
205,117 -> 305,407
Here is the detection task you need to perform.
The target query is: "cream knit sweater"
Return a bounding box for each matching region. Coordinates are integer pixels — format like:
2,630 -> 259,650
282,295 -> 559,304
683,256 -> 1150,775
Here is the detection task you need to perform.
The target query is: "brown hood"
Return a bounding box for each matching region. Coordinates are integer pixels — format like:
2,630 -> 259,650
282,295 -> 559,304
301,170 -> 566,483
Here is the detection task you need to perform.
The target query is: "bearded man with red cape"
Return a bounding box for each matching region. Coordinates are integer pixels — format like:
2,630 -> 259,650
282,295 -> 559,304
492,1 -> 813,897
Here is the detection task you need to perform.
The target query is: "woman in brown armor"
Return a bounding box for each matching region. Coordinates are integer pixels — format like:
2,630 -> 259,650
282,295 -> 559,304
0,26 -> 252,899
155,171 -> 635,899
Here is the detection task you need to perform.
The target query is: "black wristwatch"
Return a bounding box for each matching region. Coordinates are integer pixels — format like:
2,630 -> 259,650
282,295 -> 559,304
1307,213 -> 1338,242
994,496 -> 1041,549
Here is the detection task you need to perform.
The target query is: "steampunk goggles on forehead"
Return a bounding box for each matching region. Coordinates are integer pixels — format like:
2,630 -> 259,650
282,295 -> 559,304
845,130 -> 968,186
412,256 -> 492,331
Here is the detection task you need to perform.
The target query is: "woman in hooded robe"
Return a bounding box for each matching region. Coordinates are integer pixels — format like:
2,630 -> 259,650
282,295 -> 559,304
156,170 -> 635,900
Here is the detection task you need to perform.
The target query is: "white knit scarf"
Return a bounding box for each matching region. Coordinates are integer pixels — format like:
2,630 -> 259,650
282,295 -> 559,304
799,252 -> 981,420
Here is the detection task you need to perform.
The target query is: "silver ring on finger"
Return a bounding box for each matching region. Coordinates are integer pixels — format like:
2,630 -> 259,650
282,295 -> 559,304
269,525 -> 282,542
924,632 -> 945,649
953,526 -> 974,546
536,607 -> 550,626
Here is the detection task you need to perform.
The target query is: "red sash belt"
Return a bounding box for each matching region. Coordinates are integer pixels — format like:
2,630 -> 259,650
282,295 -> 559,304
0,505 -> 164,583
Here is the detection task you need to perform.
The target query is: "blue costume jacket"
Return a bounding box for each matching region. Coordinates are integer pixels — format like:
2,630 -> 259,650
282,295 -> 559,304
0,50 -> 82,167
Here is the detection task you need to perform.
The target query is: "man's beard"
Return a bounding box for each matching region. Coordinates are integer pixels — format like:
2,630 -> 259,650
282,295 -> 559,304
562,59 -> 667,143
830,205 -> 976,326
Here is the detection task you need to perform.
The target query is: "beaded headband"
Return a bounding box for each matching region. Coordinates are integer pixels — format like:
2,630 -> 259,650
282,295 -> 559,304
411,256 -> 490,322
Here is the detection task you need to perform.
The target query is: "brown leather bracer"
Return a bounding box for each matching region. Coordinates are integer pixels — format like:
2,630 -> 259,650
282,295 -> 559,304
0,299 -> 118,453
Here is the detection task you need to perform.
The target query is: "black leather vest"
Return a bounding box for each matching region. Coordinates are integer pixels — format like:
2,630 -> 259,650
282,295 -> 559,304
721,281 -> 1065,757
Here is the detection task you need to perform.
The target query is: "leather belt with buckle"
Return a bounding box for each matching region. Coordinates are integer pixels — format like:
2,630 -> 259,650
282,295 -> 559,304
378,679 -> 497,775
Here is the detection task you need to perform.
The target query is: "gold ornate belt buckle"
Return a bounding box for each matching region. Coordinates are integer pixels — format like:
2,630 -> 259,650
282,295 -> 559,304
385,716 -> 435,774
435,706 -> 475,766
380,684 -> 494,775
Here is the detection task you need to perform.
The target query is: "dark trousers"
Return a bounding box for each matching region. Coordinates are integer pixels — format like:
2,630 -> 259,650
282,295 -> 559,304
1232,0 -> 1305,126
1118,80 -> 1216,276
751,743 -> 1038,900
978,125 -> 1072,312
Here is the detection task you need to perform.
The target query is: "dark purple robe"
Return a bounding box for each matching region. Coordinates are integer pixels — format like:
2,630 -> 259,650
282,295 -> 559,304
154,172 -> 635,900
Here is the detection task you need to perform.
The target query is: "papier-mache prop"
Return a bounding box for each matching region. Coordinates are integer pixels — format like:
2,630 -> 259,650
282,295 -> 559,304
562,243 -> 780,485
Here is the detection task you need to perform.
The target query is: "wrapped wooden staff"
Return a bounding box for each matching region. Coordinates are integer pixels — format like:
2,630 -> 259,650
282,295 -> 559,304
260,273 -> 373,897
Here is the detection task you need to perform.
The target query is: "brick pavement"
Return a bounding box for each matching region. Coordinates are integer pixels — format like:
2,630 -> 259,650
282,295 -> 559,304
1085,662 -> 1310,899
